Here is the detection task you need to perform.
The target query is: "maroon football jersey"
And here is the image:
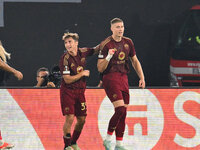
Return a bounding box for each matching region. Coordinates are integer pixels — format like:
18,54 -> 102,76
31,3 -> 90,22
59,47 -> 95,90
98,36 -> 136,74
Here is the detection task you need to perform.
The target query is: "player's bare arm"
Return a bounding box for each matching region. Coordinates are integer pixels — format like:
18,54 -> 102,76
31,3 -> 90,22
63,70 -> 90,84
0,59 -> 23,80
13,70 -> 23,80
130,55 -> 145,88
97,49 -> 115,73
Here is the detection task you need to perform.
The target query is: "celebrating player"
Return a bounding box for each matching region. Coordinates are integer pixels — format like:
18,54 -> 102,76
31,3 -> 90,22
59,32 -> 99,150
97,18 -> 145,150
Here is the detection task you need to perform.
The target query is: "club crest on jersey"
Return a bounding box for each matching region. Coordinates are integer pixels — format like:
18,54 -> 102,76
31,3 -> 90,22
124,44 -> 129,50
77,66 -> 83,74
118,52 -> 125,60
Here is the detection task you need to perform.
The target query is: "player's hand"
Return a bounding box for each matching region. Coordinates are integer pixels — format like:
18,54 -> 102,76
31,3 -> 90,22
14,70 -> 23,80
108,49 -> 116,55
106,49 -> 116,61
82,70 -> 90,77
139,79 -> 145,89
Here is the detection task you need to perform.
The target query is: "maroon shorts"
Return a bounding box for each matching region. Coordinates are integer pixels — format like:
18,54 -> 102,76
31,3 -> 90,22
103,72 -> 129,104
60,88 -> 87,116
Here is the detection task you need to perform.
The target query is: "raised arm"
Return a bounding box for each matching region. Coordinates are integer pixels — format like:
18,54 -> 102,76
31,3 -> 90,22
97,49 -> 115,73
130,55 -> 145,88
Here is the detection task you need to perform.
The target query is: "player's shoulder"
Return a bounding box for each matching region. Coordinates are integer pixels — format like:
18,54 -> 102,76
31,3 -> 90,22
100,36 -> 112,49
123,36 -> 134,46
123,36 -> 133,42
62,52 -> 70,60
60,52 -> 70,66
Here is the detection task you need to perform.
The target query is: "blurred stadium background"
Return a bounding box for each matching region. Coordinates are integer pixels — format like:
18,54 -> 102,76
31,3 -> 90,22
1,1 -> 200,150
0,0 -> 199,86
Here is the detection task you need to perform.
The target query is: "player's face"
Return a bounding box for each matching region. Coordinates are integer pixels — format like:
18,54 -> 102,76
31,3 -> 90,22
64,37 -> 78,56
111,22 -> 124,38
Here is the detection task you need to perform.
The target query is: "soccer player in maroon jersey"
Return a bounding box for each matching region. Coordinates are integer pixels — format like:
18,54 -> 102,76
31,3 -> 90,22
97,18 -> 145,150
59,32 -> 99,150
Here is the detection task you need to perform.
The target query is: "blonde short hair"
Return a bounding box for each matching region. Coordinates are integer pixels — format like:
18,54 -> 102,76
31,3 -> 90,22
62,32 -> 79,41
110,18 -> 123,25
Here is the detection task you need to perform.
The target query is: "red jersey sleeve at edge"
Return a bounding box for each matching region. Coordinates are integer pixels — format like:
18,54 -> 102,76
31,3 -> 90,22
98,36 -> 112,59
127,38 -> 136,57
79,47 -> 94,57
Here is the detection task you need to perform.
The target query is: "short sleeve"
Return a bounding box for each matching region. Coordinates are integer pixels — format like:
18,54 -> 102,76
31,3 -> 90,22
128,39 -> 136,57
98,43 -> 108,59
79,48 -> 94,57
59,53 -> 70,76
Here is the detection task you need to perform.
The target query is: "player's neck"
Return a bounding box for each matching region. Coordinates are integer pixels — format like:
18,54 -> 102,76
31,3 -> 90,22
69,48 -> 78,56
112,35 -> 122,42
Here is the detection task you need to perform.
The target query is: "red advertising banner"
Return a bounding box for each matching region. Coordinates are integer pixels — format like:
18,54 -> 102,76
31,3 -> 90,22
0,89 -> 200,150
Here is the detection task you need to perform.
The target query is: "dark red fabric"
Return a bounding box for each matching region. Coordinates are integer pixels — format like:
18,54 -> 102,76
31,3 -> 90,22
107,106 -> 126,133
71,130 -> 81,144
115,109 -> 127,140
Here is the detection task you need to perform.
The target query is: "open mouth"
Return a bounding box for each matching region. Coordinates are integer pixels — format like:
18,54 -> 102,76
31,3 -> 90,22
67,47 -> 72,51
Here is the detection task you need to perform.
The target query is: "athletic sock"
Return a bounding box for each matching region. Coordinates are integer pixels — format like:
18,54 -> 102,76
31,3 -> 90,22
116,140 -> 123,146
63,133 -> 71,148
115,108 -> 127,140
107,106 -> 126,134
71,130 -> 81,145
105,133 -> 113,141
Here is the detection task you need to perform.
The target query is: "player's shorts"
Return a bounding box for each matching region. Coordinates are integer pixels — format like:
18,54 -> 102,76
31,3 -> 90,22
103,72 -> 129,104
60,88 -> 87,116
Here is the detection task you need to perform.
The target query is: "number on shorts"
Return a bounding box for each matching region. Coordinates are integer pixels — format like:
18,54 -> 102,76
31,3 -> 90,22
81,102 -> 86,110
